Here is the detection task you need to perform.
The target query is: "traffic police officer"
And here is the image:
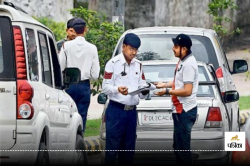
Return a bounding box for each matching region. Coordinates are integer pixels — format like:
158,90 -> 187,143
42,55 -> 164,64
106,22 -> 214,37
102,33 -> 150,165
59,17 -> 100,134
56,17 -> 76,53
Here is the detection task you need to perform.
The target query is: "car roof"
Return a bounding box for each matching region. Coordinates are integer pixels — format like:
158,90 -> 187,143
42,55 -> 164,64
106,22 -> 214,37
123,26 -> 216,36
0,4 -> 51,32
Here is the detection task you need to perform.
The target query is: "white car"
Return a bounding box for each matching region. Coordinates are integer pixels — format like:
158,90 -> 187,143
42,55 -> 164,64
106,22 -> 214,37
0,3 -> 87,165
111,26 -> 248,132
98,60 -> 240,164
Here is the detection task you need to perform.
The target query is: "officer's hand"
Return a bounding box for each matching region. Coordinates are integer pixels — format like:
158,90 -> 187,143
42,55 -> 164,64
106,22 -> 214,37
118,86 -> 128,95
153,82 -> 167,88
141,90 -> 149,95
153,89 -> 167,96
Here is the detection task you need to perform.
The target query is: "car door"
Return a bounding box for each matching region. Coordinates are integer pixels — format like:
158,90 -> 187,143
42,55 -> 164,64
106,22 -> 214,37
0,16 -> 16,150
47,35 -> 73,160
213,34 -> 238,131
37,31 -> 60,153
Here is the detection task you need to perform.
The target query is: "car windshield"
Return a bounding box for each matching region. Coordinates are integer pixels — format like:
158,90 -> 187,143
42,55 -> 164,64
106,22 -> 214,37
115,34 -> 219,69
143,64 -> 214,97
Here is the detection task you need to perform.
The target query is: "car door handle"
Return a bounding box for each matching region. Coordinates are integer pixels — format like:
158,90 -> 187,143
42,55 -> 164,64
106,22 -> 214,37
58,98 -> 63,103
45,94 -> 50,100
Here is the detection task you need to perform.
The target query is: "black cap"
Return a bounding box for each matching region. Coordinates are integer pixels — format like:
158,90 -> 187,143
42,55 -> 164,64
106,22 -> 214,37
172,34 -> 192,50
123,33 -> 141,49
67,18 -> 75,29
72,17 -> 86,34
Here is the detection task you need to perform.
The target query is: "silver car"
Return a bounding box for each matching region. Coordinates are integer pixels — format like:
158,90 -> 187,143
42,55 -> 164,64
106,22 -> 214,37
111,26 -> 248,132
98,60 -> 240,164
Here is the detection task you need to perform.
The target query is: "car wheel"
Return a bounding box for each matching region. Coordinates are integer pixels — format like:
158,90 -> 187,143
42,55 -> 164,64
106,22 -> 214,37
75,135 -> 88,165
36,142 -> 50,165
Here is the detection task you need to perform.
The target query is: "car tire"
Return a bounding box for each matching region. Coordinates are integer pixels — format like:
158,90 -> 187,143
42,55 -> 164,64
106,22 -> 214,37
75,135 -> 88,165
36,142 -> 50,165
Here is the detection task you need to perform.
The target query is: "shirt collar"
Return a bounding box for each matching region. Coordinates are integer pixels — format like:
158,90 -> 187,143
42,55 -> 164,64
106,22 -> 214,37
75,36 -> 86,41
181,51 -> 192,62
119,53 -> 136,65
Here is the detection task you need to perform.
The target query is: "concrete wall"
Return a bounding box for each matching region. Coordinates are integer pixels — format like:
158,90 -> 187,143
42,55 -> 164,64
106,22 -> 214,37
3,0 -> 250,37
86,0 -> 250,36
3,0 -> 74,22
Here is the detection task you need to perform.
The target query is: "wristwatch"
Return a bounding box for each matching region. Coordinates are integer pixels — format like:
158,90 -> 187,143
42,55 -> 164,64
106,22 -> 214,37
165,88 -> 170,95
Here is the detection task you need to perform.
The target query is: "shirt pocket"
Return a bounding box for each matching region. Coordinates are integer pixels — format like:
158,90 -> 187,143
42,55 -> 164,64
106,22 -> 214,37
132,70 -> 140,84
114,73 -> 128,85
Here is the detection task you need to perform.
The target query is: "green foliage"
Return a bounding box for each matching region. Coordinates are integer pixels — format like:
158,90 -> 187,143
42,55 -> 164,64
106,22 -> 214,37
34,17 -> 66,41
70,7 -> 124,95
85,118 -> 101,137
239,96 -> 250,110
207,0 -> 241,40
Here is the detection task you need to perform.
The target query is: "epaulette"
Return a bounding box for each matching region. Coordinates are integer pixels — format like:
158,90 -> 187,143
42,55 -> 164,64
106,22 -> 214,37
134,58 -> 142,64
111,56 -> 120,64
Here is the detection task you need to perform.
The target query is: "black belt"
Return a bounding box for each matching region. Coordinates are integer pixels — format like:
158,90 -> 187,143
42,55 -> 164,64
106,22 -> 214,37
109,100 -> 135,111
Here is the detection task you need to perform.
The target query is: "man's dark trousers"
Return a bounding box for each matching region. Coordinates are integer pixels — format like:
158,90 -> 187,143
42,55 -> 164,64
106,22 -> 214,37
172,106 -> 197,165
105,100 -> 137,165
66,80 -> 91,133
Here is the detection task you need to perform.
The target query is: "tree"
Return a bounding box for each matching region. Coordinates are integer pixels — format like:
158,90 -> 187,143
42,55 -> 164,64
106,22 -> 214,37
70,7 -> 124,95
207,0 -> 249,80
34,17 -> 66,41
207,0 -> 241,42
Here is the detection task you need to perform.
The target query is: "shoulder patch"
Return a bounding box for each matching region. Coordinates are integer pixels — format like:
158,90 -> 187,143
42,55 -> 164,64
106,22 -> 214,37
142,71 -> 145,80
104,71 -> 113,79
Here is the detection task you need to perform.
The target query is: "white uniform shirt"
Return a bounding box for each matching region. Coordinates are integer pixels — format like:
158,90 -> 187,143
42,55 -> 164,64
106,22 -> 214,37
102,53 -> 147,105
59,36 -> 100,81
172,54 -> 199,113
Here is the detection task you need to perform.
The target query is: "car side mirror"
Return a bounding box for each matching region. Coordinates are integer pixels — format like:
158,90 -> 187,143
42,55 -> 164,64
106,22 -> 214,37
97,93 -> 108,104
232,60 -> 248,74
224,90 -> 239,103
63,68 -> 81,89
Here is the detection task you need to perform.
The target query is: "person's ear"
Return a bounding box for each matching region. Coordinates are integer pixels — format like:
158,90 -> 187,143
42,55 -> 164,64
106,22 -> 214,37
122,44 -> 127,50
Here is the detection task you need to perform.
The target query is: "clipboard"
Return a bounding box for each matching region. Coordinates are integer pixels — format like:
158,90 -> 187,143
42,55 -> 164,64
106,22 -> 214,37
128,83 -> 156,96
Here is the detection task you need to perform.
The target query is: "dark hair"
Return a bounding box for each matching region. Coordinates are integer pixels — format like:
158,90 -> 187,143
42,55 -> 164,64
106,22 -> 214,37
67,18 -> 75,29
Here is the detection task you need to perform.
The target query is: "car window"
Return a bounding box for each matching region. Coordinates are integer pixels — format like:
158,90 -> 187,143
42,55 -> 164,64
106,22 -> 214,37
213,34 -> 230,70
26,29 -> 39,81
0,32 -> 3,73
142,64 -> 214,96
38,32 -> 52,86
143,64 -> 175,82
0,17 -> 15,80
48,36 -> 62,89
115,34 -> 220,69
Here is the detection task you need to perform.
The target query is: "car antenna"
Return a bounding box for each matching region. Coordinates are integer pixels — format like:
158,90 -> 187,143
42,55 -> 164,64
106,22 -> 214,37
3,1 -> 28,14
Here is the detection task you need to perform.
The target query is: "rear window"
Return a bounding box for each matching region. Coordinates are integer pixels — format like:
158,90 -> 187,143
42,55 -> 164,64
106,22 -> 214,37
115,34 -> 219,69
0,17 -> 15,80
142,64 -> 214,97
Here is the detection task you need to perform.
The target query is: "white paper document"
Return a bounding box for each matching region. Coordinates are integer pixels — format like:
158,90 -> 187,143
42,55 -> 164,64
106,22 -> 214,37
128,83 -> 156,96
